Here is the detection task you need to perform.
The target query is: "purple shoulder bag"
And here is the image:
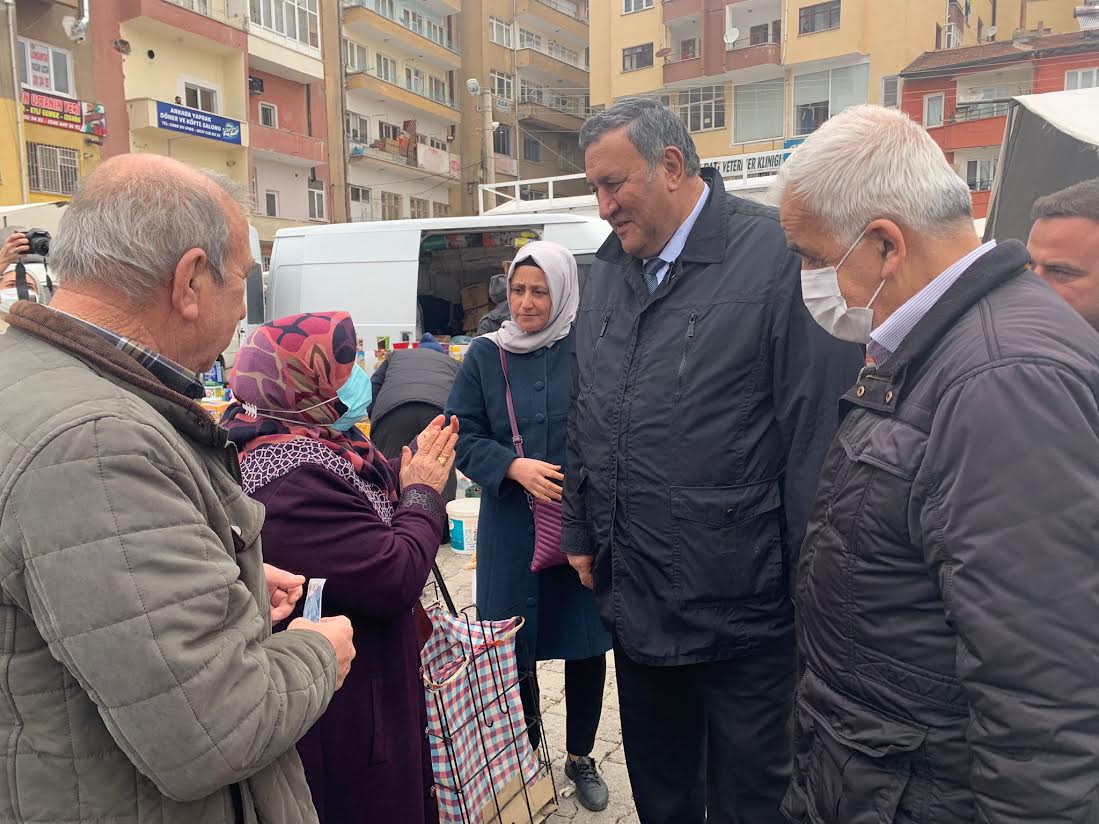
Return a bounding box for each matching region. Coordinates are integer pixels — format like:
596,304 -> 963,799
499,347 -> 569,573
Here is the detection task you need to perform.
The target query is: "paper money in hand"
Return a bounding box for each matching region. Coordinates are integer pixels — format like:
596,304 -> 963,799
303,578 -> 327,622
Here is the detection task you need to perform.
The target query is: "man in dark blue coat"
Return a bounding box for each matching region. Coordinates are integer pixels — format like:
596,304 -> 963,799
562,98 -> 862,823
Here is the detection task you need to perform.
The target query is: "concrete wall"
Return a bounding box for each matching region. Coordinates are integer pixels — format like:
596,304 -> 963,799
253,157 -> 312,220
248,69 -> 309,134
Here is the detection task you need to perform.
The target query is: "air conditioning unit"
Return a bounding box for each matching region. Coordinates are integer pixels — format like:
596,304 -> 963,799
248,76 -> 264,95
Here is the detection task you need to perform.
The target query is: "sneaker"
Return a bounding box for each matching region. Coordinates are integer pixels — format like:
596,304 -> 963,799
564,755 -> 609,812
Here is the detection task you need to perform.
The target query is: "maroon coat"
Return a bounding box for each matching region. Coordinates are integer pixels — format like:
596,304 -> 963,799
250,462 -> 446,824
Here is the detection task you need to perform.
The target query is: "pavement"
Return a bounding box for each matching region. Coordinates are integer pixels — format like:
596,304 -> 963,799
432,545 -> 640,824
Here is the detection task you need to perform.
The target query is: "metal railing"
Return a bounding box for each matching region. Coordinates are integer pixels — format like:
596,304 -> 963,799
726,36 -> 780,51
518,90 -> 592,117
664,50 -> 700,63
518,42 -> 589,71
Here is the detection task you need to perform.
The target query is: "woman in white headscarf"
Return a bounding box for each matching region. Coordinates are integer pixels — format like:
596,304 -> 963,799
445,241 -> 613,812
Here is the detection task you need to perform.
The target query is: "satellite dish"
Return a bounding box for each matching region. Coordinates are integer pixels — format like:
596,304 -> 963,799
655,47 -> 672,58
723,27 -> 740,45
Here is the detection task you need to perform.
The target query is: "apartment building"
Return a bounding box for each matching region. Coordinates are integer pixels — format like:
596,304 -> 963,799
0,0 -> 104,205
457,0 -> 591,213
901,28 -> 1099,217
333,0 -> 462,222
588,0 -> 1078,177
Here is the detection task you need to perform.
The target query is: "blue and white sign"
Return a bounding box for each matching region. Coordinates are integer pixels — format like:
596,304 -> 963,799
156,101 -> 242,144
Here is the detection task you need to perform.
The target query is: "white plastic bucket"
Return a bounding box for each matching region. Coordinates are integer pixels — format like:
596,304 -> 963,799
446,498 -> 480,554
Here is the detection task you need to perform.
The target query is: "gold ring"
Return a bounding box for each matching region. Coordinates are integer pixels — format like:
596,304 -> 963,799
437,455 -> 448,465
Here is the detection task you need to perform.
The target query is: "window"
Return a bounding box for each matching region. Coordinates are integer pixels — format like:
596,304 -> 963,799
520,79 -> 543,102
944,22 -> 962,48
623,0 -> 653,12
409,197 -> 430,219
622,43 -> 653,72
523,135 -> 541,162
264,190 -> 279,217
956,85 -> 1013,120
184,82 -> 218,113
308,180 -> 325,220
1066,68 -> 1098,90
26,143 -> 78,195
881,75 -> 900,108
350,185 -> 372,221
379,120 -> 401,142
259,102 -> 278,128
434,202 -> 451,217
261,255 -> 272,271
799,1 -> 840,34
405,66 -> 425,95
519,28 -> 543,50
493,124 -> 514,157
679,38 -> 698,59
429,136 -> 448,150
344,38 -> 367,71
792,64 -> 868,136
490,17 -> 513,47
665,85 -> 725,132
935,23 -> 943,50
772,19 -> 782,43
376,54 -> 397,84
401,9 -> 424,33
549,42 -> 580,66
491,71 -> 513,100
750,23 -> 771,45
18,39 -> 74,96
966,159 -> 996,192
381,191 -> 402,220
734,78 -> 784,143
428,76 -> 448,104
373,0 -> 394,18
249,0 -> 319,48
425,18 -> 445,46
924,93 -> 945,128
346,111 -> 368,142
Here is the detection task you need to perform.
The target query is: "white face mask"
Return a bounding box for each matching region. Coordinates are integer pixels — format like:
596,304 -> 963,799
800,227 -> 886,344
0,288 -> 36,310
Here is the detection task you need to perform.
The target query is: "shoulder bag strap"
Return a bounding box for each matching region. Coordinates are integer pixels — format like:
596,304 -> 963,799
498,345 -> 525,459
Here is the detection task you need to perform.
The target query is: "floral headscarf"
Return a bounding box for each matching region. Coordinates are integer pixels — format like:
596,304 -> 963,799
222,311 -> 399,499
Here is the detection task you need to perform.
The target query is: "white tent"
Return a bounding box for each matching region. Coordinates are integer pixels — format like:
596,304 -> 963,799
985,87 -> 1099,242
0,201 -> 68,234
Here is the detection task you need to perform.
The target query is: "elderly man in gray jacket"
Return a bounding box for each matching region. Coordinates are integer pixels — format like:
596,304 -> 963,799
777,105 -> 1099,823
0,154 -> 355,823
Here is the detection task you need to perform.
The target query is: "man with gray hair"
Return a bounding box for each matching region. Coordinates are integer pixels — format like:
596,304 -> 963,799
0,154 -> 356,823
563,98 -> 861,821
1028,178 -> 1099,332
776,105 -> 1099,823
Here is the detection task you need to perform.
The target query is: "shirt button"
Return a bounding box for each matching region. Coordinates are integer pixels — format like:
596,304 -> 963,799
535,412 -> 545,423
534,380 -> 545,391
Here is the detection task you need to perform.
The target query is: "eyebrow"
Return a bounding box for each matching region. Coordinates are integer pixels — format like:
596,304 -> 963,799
787,243 -> 812,258
1042,261 -> 1087,275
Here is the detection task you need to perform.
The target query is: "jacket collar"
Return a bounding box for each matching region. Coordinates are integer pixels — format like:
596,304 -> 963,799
7,301 -> 227,448
843,239 -> 1032,416
595,166 -> 727,266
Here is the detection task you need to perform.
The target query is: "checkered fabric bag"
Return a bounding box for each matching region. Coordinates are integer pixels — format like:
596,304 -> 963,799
421,603 -> 541,824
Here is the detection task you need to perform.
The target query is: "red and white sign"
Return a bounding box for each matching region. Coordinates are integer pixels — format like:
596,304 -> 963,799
27,41 -> 53,91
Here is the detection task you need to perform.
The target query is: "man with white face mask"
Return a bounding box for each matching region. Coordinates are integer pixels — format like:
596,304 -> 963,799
775,104 -> 1099,824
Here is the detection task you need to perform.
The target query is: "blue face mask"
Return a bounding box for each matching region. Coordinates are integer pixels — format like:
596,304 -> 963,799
331,365 -> 373,431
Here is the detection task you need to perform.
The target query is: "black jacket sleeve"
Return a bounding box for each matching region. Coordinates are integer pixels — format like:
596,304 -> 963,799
770,248 -> 862,576
560,333 -> 592,555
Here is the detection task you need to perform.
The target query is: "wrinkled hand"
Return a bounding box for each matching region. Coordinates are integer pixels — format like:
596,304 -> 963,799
569,554 -> 594,590
0,232 -> 29,270
507,458 -> 564,502
264,563 -> 305,624
289,615 -> 356,690
401,415 -> 459,494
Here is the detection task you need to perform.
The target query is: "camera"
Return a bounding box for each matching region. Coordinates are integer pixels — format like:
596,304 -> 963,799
24,229 -> 50,257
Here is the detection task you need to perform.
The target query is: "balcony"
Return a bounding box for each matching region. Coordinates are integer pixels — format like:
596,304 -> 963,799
251,124 -> 326,166
119,0 -> 246,50
127,97 -> 249,147
663,51 -> 704,85
663,0 -> 701,22
724,38 -> 781,78
517,96 -> 589,131
348,139 -> 461,177
247,21 -> 324,82
342,1 -> 461,70
515,47 -> 588,85
345,71 -> 461,123
515,0 -> 588,44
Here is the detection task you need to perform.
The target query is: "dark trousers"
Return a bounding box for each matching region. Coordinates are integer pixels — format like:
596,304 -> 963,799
518,655 -> 607,756
614,638 -> 795,824
371,402 -> 457,502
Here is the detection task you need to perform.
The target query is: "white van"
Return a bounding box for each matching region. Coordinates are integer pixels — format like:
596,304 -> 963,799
219,224 -> 264,370
265,214 -> 612,349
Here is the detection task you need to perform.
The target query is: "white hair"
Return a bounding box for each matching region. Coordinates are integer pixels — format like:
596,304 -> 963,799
771,104 -> 973,244
51,166 -> 250,305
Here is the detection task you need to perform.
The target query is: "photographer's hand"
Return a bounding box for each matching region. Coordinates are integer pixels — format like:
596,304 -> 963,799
0,232 -> 29,270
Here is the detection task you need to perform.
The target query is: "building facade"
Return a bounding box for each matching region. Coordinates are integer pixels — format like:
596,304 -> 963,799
588,0 -> 1079,178
457,0 -> 591,213
901,28 -> 1099,217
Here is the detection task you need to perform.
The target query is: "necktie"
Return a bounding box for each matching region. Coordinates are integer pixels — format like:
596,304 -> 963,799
641,257 -> 665,294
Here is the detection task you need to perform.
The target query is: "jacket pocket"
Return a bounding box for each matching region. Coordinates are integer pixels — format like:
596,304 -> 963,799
577,312 -> 610,400
669,478 -> 783,604
782,670 -> 927,824
672,313 -> 697,403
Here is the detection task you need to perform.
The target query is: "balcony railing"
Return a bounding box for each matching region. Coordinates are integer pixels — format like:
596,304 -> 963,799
347,68 -> 459,110
163,0 -> 240,26
726,36 -> 779,52
518,42 -> 589,71
348,139 -> 459,176
534,0 -> 588,23
951,85 -> 1031,122
518,90 -> 592,117
342,0 -> 459,52
664,50 -> 700,63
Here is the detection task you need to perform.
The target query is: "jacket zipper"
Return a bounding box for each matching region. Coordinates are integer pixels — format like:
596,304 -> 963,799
597,313 -> 610,347
673,313 -> 697,402
580,314 -> 610,399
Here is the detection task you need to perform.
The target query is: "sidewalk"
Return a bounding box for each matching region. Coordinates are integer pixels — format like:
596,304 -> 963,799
432,546 -> 639,824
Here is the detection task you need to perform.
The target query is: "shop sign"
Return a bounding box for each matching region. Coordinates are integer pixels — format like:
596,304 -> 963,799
22,89 -> 107,135
701,149 -> 785,179
155,101 -> 242,144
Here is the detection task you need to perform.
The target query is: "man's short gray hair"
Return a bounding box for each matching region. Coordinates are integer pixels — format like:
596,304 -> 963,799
771,105 -> 973,244
51,167 -> 251,305
1032,178 -> 1099,224
580,97 -> 701,177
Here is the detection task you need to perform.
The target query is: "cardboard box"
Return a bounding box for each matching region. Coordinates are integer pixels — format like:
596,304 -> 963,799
464,303 -> 493,333
462,281 -> 492,311
479,769 -> 557,824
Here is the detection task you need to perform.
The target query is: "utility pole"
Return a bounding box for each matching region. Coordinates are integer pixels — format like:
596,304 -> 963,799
480,87 -> 495,212
4,0 -> 29,203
